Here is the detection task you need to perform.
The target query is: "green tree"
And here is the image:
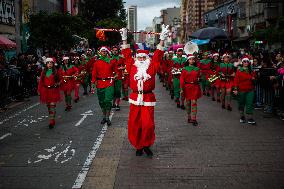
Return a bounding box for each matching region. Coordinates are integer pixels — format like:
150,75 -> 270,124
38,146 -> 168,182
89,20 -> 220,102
28,12 -> 93,51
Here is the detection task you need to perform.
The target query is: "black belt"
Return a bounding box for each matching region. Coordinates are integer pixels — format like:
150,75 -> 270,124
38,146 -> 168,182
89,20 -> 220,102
133,91 -> 152,94
185,81 -> 199,84
96,77 -> 112,80
44,85 -> 58,89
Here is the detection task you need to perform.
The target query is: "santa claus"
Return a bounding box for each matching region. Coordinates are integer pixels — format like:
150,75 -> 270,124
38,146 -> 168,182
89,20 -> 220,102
120,25 -> 169,157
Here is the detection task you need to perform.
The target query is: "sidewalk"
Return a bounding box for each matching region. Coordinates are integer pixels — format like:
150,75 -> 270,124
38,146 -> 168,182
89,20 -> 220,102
82,81 -> 284,189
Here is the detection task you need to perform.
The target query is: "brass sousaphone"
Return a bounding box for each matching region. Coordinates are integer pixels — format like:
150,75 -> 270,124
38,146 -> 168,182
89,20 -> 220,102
183,41 -> 199,55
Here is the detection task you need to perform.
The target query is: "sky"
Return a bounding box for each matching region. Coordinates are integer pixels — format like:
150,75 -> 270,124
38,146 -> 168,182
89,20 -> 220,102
124,0 -> 181,30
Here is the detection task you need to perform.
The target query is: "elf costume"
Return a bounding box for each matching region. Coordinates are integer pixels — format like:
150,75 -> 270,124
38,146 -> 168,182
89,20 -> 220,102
197,52 -> 212,96
38,58 -> 61,129
233,56 -> 256,124
92,47 -> 114,126
110,52 -> 125,110
217,53 -> 235,111
73,57 -> 81,102
211,52 -> 221,102
172,51 -> 187,108
180,54 -> 202,126
58,57 -> 78,111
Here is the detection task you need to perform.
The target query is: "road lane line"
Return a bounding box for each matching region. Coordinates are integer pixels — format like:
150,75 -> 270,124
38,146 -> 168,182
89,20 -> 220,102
72,111 -> 114,189
0,133 -> 12,140
0,102 -> 40,125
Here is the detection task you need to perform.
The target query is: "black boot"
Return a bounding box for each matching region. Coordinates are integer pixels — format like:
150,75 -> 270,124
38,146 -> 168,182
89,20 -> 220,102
192,120 -> 198,126
180,105 -> 185,110
143,146 -> 153,157
101,118 -> 107,124
136,149 -> 143,156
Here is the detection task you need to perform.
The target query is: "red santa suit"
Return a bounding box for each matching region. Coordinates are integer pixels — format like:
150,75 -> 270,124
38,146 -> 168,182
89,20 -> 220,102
121,45 -> 164,150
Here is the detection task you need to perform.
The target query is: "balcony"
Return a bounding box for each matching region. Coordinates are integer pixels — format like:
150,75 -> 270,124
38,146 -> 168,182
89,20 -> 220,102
264,5 -> 279,20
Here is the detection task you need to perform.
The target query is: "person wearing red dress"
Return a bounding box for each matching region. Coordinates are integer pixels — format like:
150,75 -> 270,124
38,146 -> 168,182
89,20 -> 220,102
58,56 -> 78,111
233,56 -> 257,125
197,51 -> 212,96
211,52 -> 221,102
120,25 -> 169,157
180,54 -> 202,126
73,56 -> 81,103
38,58 -> 61,129
91,47 -> 115,126
110,46 -> 126,111
217,53 -> 235,111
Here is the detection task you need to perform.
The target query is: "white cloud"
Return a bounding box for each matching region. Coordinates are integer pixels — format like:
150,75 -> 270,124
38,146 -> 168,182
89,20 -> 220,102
137,2 -> 179,30
124,1 -> 180,31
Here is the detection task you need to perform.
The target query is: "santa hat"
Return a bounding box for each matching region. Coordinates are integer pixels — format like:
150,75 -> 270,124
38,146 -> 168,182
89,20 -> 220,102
241,56 -> 251,63
87,48 -> 92,52
136,49 -> 150,59
187,54 -> 195,59
168,50 -> 174,53
81,54 -> 87,58
62,56 -> 69,60
45,57 -> 54,63
177,48 -> 183,52
222,53 -> 231,59
212,52 -> 219,57
99,46 -> 110,54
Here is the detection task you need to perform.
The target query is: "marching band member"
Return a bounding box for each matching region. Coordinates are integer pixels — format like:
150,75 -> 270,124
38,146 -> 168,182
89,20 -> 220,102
233,56 -> 256,124
80,54 -> 89,95
38,58 -> 61,129
166,51 -> 174,99
172,48 -> 187,109
92,47 -> 114,126
217,53 -> 235,111
110,46 -> 125,111
197,51 -> 212,96
73,56 -> 81,103
120,24 -> 169,157
211,52 -> 221,102
58,56 -> 78,111
180,54 -> 202,126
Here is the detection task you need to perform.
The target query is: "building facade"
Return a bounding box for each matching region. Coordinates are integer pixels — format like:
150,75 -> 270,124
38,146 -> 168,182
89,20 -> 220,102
180,0 -> 216,43
127,5 -> 137,42
152,16 -> 162,45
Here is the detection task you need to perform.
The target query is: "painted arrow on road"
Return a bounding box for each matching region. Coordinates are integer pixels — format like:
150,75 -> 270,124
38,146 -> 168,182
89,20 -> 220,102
75,110 -> 94,127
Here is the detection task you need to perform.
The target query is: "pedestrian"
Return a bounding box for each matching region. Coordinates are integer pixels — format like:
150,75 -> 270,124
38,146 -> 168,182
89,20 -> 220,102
110,46 -> 125,111
38,58 -> 61,129
120,25 -> 169,157
58,56 -> 78,111
166,51 -> 174,99
172,48 -> 187,109
91,47 -> 114,126
180,54 -> 202,126
233,56 -> 256,124
218,53 -> 235,111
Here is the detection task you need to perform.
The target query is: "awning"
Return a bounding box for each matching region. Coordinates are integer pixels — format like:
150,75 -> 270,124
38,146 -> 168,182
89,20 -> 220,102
0,35 -> 16,49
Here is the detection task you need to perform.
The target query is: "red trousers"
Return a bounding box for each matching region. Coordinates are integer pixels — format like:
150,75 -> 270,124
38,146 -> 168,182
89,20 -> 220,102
128,104 -> 155,150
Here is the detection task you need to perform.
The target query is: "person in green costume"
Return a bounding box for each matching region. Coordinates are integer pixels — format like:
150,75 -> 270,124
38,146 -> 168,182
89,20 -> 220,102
172,48 -> 187,109
91,47 -> 114,126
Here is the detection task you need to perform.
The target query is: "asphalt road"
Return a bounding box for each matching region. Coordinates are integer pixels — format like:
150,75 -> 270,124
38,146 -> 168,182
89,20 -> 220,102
0,90 -> 107,189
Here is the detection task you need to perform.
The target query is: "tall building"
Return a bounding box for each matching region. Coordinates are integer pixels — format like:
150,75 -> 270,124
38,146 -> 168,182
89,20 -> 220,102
152,16 -> 162,45
180,0 -> 216,42
127,5 -> 137,42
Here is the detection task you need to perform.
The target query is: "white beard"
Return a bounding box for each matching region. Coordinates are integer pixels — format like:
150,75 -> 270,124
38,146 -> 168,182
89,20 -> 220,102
134,59 -> 151,82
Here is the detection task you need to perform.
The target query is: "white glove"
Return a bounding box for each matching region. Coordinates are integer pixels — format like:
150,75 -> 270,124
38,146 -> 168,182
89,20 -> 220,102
159,24 -> 169,41
120,28 -> 128,41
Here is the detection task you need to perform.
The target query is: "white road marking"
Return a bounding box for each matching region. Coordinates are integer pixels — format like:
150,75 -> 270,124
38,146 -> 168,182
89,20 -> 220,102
0,133 -> 12,140
72,111 -> 114,189
75,110 -> 94,127
28,141 -> 75,164
0,103 -> 40,125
